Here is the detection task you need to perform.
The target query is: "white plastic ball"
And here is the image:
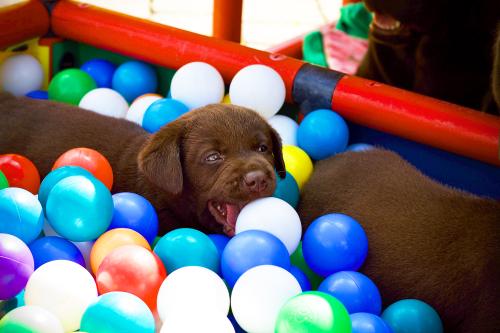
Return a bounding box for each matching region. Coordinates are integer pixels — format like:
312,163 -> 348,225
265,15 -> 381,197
0,54 -> 43,96
126,93 -> 162,125
231,265 -> 302,333
0,305 -> 64,333
170,62 -> 224,109
268,114 -> 299,146
236,197 -> 302,255
72,240 -> 94,271
161,315 -> 235,333
229,64 -> 286,119
79,88 -> 129,118
156,266 -> 230,323
24,260 -> 98,332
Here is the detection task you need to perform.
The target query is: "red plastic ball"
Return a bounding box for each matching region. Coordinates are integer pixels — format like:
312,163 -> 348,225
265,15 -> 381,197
95,245 -> 167,310
0,154 -> 41,194
52,147 -> 114,189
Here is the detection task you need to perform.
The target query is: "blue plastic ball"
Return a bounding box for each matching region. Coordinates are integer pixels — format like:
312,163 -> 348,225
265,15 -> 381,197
28,236 -> 85,269
297,109 -> 349,160
45,175 -> 113,242
302,213 -> 368,277
25,90 -> 48,99
318,271 -> 382,314
81,291 -> 155,333
221,230 -> 291,288
142,98 -> 189,133
208,234 -> 230,257
110,192 -> 159,244
0,187 -> 43,244
153,228 -> 219,274
112,61 -> 158,103
38,166 -> 94,210
289,265 -> 311,291
81,58 -> 117,88
346,143 -> 375,152
350,313 -> 393,333
273,171 -> 300,208
382,299 -> 443,333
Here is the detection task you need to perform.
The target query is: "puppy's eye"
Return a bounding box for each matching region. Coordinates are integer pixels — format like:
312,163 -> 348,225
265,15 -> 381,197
257,144 -> 268,153
205,152 -> 222,163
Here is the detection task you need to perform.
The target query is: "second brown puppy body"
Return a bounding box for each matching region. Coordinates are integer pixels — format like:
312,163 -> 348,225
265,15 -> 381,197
298,149 -> 500,333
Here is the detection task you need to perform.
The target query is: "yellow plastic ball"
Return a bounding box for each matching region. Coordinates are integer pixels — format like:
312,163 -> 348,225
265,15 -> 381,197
222,94 -> 231,104
282,145 -> 313,189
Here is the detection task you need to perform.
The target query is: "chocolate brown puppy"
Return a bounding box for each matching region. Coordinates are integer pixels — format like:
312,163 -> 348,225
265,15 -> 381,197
298,149 -> 499,333
0,93 -> 285,235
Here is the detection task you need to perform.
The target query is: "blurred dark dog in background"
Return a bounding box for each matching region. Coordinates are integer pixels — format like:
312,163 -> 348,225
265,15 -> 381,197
357,0 -> 500,114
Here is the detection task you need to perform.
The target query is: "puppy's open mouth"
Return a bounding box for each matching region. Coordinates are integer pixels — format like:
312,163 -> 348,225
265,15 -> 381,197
371,13 -> 401,32
208,200 -> 244,236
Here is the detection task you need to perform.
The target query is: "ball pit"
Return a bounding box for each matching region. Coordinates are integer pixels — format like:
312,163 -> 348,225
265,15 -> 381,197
80,58 -> 117,88
382,299 -> 443,333
29,236 -> 85,269
0,153 -> 41,194
79,87 -> 129,118
0,233 -> 34,300
0,54 -> 43,96
142,98 -> 189,133
48,68 -> 97,105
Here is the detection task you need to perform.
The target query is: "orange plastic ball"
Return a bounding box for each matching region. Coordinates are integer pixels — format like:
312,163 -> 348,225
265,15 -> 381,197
96,245 -> 167,310
52,147 -> 114,190
0,154 -> 41,194
90,228 -> 151,275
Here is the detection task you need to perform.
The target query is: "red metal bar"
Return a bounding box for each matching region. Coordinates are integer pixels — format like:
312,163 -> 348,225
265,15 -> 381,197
51,0 -> 302,102
332,76 -> 500,166
267,33 -> 304,59
213,0 -> 242,43
0,0 -> 49,50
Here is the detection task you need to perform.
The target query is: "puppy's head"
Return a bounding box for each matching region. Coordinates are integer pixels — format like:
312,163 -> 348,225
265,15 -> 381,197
138,104 -> 286,235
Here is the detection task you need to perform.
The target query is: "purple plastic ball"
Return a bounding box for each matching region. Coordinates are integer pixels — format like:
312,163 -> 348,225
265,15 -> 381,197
0,233 -> 34,300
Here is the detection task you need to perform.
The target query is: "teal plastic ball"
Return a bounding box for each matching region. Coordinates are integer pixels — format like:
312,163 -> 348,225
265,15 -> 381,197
382,299 -> 443,333
273,171 -> 300,208
45,175 -> 113,242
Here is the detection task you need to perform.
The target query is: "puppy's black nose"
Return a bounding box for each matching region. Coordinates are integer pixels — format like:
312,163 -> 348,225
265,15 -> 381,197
243,170 -> 268,193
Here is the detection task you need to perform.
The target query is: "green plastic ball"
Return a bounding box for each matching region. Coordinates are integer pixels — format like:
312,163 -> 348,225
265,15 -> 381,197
0,170 -> 8,189
275,291 -> 352,333
48,68 -> 96,105
290,241 -> 323,289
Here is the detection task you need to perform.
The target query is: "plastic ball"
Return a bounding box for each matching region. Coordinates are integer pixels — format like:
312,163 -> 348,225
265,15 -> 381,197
289,265 -> 311,291
157,266 -> 230,323
112,61 -> 158,103
268,114 -> 298,146
0,170 -> 8,189
28,236 -> 85,269
170,61 -> 224,109
347,143 -> 375,152
281,144 -> 313,189
0,305 -> 64,333
0,187 -> 43,244
24,260 -> 98,332
72,240 -> 94,271
290,241 -> 324,289
0,153 -> 41,194
0,54 -> 43,96
79,88 -> 129,118
303,213 -> 368,277
45,175 -> 113,242
0,233 -> 34,300
48,68 -> 97,105
126,93 -> 162,125
110,192 -> 158,244
235,197 -> 302,254
52,147 -> 114,190
38,165 -> 94,210
153,228 -> 219,274
81,291 -> 155,333
25,90 -> 48,99
381,299 -> 443,333
222,93 -> 231,104
142,98 -> 189,133
221,230 -> 291,288
350,313 -> 393,333
318,271 -> 382,315
273,170 -> 300,208
80,58 -> 117,88
208,233 -> 230,257
96,245 -> 166,310
229,64 -> 285,119
231,265 -> 302,333
275,291 -> 351,333
161,315 -> 235,333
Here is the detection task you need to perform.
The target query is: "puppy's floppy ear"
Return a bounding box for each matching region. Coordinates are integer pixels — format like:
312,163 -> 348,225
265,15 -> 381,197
269,126 -> 287,179
138,120 -> 185,195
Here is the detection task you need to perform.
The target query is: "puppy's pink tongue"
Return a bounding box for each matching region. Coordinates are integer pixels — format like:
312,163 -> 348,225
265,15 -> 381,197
226,204 -> 240,229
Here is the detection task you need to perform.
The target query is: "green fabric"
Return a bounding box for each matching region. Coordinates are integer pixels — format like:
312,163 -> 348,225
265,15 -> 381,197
336,2 -> 373,39
302,31 -> 328,67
